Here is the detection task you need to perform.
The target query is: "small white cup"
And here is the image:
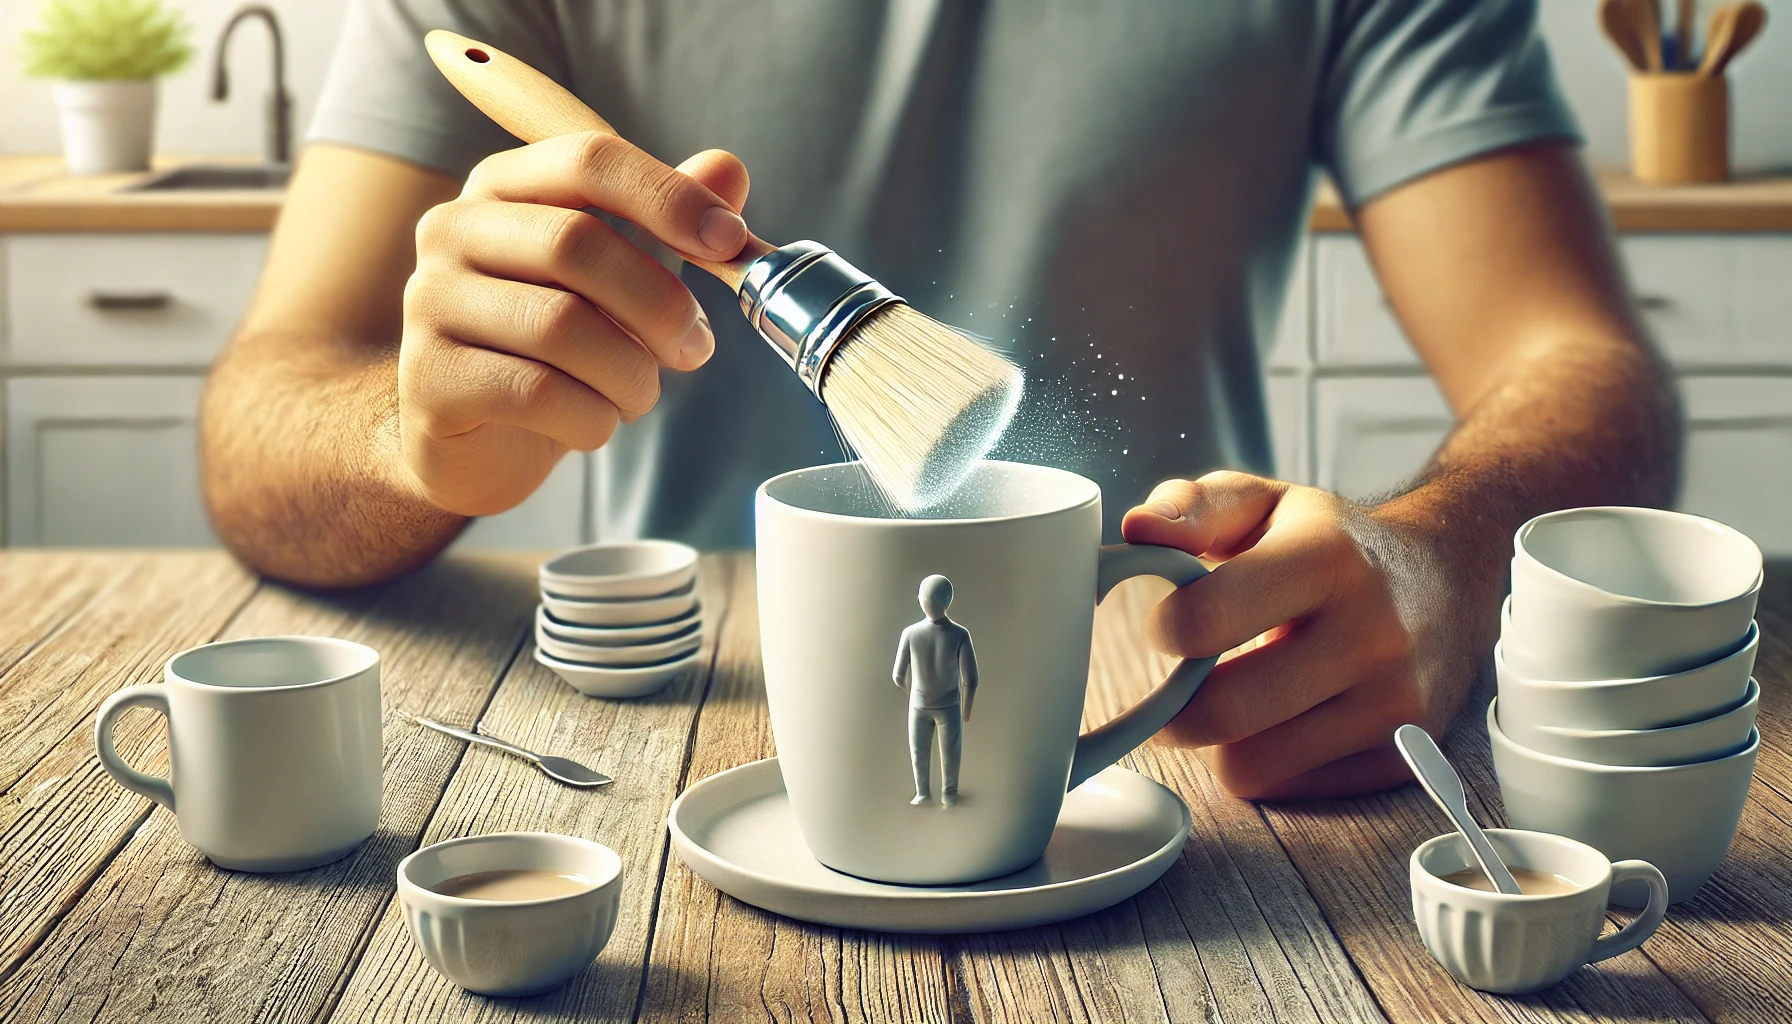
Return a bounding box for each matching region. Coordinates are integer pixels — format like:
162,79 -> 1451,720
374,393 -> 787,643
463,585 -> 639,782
1411,828 -> 1668,994
94,636 -> 382,872
1509,507 -> 1761,680
1501,677 -> 1757,767
539,540 -> 697,600
1488,698 -> 1755,904
1497,604 -> 1757,732
398,832 -> 623,997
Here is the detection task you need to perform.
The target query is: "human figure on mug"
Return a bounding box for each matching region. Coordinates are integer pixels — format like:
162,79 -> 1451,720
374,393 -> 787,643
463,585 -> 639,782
893,575 -> 979,808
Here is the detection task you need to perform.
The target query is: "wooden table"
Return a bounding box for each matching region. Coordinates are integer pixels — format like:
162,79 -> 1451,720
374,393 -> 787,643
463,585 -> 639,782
0,551 -> 1785,1023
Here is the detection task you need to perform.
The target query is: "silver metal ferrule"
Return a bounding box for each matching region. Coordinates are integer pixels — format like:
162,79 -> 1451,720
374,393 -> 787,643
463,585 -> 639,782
737,241 -> 903,397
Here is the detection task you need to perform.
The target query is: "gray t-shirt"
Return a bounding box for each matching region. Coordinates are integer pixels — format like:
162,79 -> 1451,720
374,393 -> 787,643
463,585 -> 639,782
311,0 -> 1578,547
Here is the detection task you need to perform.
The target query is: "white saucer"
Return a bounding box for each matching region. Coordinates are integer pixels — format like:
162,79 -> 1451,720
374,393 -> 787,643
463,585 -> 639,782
668,758 -> 1190,933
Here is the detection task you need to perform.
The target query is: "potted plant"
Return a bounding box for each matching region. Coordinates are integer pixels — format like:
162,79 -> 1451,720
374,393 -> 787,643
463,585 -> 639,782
21,0 -> 193,175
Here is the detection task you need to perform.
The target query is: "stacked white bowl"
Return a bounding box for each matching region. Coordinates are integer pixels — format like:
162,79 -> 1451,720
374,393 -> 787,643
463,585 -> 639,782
1491,507 -> 1763,906
534,541 -> 703,699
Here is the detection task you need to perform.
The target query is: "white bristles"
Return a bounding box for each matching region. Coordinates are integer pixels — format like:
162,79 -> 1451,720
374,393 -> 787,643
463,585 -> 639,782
819,304 -> 1025,511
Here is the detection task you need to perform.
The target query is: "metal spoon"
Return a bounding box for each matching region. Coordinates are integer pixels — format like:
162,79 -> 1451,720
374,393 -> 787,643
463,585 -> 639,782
412,715 -> 612,788
1394,724 -> 1521,895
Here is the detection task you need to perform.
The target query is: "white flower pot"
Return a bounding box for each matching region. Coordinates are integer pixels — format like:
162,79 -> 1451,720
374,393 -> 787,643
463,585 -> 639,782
53,80 -> 157,175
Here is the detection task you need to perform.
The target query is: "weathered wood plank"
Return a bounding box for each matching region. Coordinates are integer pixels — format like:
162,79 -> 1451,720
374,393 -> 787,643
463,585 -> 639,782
0,551 -> 132,681
0,552 -> 259,976
0,554 -> 537,1024
322,555 -> 735,1023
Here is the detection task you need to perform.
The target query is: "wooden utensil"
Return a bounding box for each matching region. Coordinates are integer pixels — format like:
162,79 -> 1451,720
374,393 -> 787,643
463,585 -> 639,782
1677,0 -> 1698,68
1700,1 -> 1768,76
1628,0 -> 1667,70
1602,0 -> 1653,70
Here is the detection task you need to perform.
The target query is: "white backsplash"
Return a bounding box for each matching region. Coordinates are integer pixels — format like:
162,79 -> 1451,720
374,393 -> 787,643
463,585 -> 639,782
0,0 -> 1787,171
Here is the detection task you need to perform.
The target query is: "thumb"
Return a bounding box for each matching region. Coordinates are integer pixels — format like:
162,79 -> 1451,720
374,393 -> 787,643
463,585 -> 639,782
676,148 -> 750,215
1121,470 -> 1291,559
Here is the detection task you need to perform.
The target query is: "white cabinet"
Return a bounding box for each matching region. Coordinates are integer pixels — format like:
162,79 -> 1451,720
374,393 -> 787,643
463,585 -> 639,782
4,376 -> 213,546
4,234 -> 268,367
454,452 -> 588,551
1678,376 -> 1792,555
1312,376 -> 1453,501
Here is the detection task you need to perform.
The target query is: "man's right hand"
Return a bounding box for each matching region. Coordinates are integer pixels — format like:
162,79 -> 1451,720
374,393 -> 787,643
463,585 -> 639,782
399,131 -> 752,516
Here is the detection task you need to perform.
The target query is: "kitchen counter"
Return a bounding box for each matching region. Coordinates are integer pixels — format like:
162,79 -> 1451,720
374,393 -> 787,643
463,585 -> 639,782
3,153 -> 1792,233
0,155 -> 282,232
0,549 -> 1787,1022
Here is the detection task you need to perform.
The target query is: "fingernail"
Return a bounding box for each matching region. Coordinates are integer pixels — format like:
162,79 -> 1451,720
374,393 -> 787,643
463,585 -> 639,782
679,315 -> 714,365
1144,500 -> 1183,521
697,206 -> 746,255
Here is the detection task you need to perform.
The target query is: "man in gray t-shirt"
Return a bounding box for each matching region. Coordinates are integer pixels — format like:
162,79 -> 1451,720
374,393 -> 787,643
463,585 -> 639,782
201,1 -> 1679,799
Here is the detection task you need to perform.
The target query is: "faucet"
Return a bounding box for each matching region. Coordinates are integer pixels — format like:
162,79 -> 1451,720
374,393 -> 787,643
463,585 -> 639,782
211,5 -> 291,166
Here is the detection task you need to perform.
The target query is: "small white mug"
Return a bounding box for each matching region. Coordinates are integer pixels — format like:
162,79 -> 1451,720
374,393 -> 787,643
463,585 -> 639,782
1410,828 -> 1668,994
398,832 -> 623,996
94,635 -> 383,872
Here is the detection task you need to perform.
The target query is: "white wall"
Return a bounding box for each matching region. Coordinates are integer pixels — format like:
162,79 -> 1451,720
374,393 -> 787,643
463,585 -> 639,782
0,0 -> 347,156
0,0 -> 1786,170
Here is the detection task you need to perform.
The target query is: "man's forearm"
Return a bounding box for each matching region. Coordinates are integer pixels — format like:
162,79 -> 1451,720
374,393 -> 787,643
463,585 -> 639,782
200,329 -> 466,587
1378,329 -> 1679,636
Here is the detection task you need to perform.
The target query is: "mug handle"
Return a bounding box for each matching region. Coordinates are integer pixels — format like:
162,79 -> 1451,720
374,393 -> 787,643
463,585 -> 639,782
94,684 -> 175,811
1066,544 -> 1217,790
1587,860 -> 1669,963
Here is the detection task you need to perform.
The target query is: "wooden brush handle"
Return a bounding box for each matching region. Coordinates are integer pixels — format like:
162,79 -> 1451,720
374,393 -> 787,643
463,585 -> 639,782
424,29 -> 771,291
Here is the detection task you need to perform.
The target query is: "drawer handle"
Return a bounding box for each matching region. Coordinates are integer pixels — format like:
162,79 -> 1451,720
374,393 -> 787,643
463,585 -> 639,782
1636,294 -> 1673,312
89,290 -> 173,312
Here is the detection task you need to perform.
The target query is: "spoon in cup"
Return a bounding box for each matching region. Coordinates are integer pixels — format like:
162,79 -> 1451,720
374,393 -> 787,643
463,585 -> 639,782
1395,724 -> 1522,895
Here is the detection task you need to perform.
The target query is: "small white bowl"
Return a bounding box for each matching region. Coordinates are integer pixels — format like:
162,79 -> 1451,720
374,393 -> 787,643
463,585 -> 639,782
535,620 -> 701,667
541,584 -> 699,627
1501,677 -> 1758,768
539,541 -> 697,600
397,831 -> 622,996
537,604 -> 699,646
1509,507 -> 1761,680
1497,607 -> 1757,732
535,645 -> 701,699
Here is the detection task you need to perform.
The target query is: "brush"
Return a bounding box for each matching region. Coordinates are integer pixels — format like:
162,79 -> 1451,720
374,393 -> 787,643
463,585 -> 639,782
423,30 -> 1023,511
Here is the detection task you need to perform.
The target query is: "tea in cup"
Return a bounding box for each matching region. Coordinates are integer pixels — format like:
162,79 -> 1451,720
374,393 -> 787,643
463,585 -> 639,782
398,831 -> 623,996
1410,828 -> 1668,994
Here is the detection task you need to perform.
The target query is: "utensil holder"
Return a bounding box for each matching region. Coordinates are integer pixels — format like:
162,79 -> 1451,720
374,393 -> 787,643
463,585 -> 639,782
1629,72 -> 1728,184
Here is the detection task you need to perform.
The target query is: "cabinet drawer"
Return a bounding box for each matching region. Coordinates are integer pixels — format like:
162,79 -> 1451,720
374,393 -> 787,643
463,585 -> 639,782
4,234 -> 268,367
4,376 -> 213,546
1679,375 -> 1792,556
1631,235 -> 1792,367
1313,376 -> 1453,500
1312,234 -> 1792,370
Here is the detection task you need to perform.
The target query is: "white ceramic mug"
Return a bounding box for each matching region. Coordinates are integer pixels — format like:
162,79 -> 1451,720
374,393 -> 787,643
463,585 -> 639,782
1488,699 -> 1755,904
94,636 -> 383,872
1410,828 -> 1668,994
756,461 -> 1216,885
398,831 -> 623,997
1509,507 -> 1761,680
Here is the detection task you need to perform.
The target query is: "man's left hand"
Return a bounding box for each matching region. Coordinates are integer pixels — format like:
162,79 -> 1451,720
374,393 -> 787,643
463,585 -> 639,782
1122,470 -> 1496,800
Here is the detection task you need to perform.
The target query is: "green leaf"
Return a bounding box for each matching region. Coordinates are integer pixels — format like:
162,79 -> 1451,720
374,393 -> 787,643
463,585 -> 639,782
21,0 -> 194,80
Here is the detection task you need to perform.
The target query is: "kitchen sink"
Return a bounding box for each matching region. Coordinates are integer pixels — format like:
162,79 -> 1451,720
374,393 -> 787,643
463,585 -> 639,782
125,163 -> 290,191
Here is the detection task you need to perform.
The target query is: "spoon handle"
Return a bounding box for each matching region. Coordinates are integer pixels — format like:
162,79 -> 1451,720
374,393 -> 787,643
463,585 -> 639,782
413,716 -> 540,765
1395,725 -> 1523,896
